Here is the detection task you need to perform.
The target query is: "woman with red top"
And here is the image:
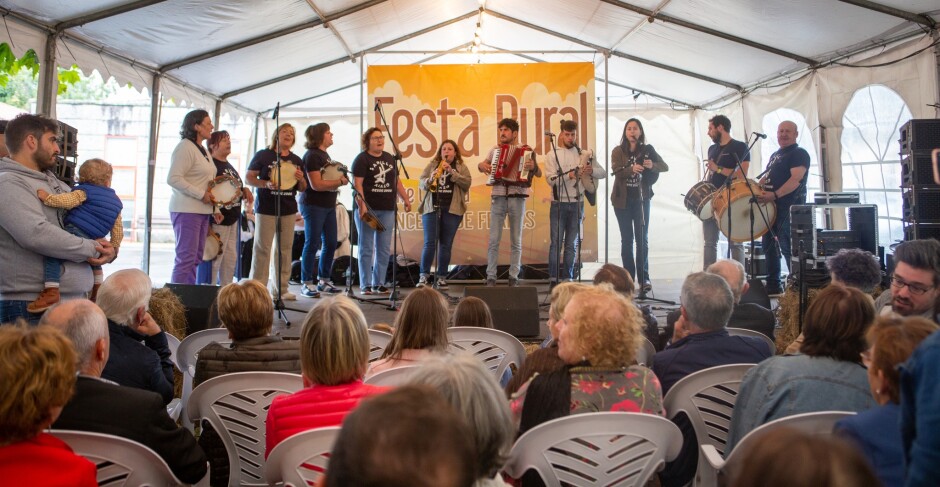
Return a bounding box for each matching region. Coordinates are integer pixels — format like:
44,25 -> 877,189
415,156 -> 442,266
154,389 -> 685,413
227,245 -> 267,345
264,295 -> 388,456
0,324 -> 97,487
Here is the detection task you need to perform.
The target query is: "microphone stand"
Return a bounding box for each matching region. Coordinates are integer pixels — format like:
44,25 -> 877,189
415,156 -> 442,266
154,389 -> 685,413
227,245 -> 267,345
421,162 -> 458,303
270,102 -> 290,328
633,146 -> 674,305
343,180 -> 390,309
547,133 -> 572,295
730,134 -> 779,283
374,100 -> 409,310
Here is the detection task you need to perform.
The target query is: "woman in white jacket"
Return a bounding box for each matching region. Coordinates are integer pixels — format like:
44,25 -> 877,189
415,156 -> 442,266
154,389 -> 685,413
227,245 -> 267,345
167,109 -> 218,284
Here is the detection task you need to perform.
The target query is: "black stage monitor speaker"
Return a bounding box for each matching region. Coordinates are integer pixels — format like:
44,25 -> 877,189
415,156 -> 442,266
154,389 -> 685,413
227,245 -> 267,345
164,284 -> 221,334
464,286 -> 540,338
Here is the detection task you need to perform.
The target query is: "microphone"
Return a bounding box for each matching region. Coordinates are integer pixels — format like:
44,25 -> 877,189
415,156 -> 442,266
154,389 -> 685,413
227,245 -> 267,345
374,99 -> 381,111
753,132 -> 767,139
544,131 -> 555,137
272,102 -> 279,120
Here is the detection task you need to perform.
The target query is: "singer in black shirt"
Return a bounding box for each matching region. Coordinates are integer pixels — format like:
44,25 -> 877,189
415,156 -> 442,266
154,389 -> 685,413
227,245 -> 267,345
610,118 -> 668,289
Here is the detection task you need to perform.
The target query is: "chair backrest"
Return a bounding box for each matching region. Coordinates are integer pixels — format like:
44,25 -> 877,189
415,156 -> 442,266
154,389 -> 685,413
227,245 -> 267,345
50,429 -> 190,487
503,412 -> 683,487
165,333 -> 181,370
368,329 -> 393,363
176,328 -> 230,430
662,363 -> 756,487
264,427 -> 341,487
447,327 -> 526,380
186,371 -> 304,486
726,327 -> 776,354
636,337 -> 656,367
364,365 -> 420,386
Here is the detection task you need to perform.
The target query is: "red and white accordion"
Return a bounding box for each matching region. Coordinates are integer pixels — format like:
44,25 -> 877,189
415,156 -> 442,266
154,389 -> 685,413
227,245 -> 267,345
486,144 -> 535,187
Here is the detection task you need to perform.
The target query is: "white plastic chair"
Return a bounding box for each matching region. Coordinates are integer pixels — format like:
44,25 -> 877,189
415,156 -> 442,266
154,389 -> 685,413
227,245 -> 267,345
662,363 -> 756,487
186,371 -> 303,486
636,336 -> 656,367
368,329 -> 393,363
164,334 -> 183,421
364,365 -> 421,386
726,327 -> 776,354
503,412 -> 683,487
447,327 -> 526,380
701,411 -> 856,484
50,429 -> 206,486
176,328 -> 230,430
263,427 -> 341,487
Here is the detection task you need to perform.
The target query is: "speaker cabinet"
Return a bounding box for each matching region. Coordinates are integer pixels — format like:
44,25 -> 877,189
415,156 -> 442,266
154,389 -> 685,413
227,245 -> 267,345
163,284 -> 221,334
463,286 -> 540,338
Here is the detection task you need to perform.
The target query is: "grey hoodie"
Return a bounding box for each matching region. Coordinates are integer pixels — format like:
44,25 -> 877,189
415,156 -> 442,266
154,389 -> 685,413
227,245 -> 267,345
0,157 -> 98,301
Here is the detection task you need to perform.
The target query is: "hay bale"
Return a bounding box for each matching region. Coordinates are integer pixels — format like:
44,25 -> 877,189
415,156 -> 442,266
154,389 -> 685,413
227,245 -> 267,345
149,287 -> 187,398
775,285 -> 884,355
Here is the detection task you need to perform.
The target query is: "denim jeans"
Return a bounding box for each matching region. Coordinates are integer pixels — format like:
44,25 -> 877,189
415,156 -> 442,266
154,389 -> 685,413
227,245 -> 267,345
614,203 -> 647,281
549,201 -> 582,281
171,212 -> 211,284
486,196 -> 526,280
355,209 -> 395,290
703,217 -> 744,269
0,300 -> 41,325
300,204 -> 338,283
420,211 -> 463,276
762,205 -> 792,289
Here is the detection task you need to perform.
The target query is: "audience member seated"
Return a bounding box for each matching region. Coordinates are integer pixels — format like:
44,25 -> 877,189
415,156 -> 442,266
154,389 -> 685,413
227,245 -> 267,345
265,295 -> 388,456
42,300 -> 207,484
835,316 -> 937,487
0,323 -> 97,487
505,282 -> 587,396
511,284 -> 664,438
320,385 -> 476,487
452,296 -> 512,387
786,247 -> 882,353
666,260 -> 776,347
592,263 -> 661,348
368,287 -> 450,375
654,271 -> 772,487
95,268 -> 174,404
193,280 -> 301,486
873,239 -> 939,321
727,285 -> 878,452
409,354 -> 514,487
729,427 -> 879,487
899,313 -> 940,486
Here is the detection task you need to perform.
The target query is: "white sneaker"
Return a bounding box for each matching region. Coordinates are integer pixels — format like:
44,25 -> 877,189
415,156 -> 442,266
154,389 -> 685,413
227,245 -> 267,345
280,291 -> 297,301
417,275 -> 429,288
437,278 -> 448,289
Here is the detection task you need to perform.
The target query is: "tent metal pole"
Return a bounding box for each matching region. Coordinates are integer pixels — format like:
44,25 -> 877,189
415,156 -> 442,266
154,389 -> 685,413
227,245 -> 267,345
37,33 -> 57,117
934,30 -> 940,119
604,52 -> 610,264
143,74 -> 162,274
214,100 -> 222,129
360,53 -> 365,136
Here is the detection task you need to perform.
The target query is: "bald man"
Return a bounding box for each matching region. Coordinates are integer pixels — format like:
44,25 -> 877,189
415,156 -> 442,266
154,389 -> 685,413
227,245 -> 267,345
755,121 -> 810,295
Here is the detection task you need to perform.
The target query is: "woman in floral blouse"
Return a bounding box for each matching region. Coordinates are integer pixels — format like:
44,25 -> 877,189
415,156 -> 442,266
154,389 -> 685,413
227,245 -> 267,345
510,284 -> 664,437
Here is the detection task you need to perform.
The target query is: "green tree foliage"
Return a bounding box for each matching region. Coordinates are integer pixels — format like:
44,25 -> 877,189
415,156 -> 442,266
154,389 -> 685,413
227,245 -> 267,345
0,43 -> 97,108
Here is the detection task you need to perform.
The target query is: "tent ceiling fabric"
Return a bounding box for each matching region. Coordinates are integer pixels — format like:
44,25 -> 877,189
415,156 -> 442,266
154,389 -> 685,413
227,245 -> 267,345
0,0 -> 936,115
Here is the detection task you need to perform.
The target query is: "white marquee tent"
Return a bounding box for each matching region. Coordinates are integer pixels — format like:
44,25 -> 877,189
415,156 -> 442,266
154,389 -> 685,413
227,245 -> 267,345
0,0 -> 937,278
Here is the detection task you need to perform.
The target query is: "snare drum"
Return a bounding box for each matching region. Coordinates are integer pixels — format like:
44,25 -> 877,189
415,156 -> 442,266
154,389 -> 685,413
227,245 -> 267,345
207,175 -> 242,208
272,162 -> 298,190
684,181 -> 717,220
711,179 -> 777,242
321,162 -> 348,182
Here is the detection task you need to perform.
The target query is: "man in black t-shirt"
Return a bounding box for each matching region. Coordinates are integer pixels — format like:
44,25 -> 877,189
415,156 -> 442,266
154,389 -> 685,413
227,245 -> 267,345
703,115 -> 749,270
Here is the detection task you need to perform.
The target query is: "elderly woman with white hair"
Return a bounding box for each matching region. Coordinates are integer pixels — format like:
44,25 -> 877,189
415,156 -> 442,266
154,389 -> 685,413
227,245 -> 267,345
95,268 -> 174,404
409,353 -> 515,487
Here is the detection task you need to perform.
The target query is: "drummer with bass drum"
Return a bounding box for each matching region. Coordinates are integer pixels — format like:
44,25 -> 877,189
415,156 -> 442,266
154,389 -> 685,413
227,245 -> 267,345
703,114 -> 749,269
753,120 -> 810,295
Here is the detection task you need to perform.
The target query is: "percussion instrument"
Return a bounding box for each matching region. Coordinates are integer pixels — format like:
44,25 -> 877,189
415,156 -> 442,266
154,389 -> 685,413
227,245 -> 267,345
684,181 -> 717,221
711,179 -> 777,242
203,228 -> 223,261
272,161 -> 298,190
321,162 -> 348,181
207,174 -> 242,208
361,210 -> 386,232
486,144 -> 534,187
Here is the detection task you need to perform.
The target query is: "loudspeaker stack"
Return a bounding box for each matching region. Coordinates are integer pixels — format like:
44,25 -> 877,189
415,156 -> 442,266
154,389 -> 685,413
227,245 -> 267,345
899,119 -> 940,241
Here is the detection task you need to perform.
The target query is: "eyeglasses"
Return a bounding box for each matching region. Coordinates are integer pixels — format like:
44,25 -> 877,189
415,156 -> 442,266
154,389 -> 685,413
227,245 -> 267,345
890,275 -> 935,296
370,135 -> 385,141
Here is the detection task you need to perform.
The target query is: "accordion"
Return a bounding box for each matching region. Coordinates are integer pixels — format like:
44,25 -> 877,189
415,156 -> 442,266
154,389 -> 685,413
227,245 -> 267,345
486,144 -> 534,187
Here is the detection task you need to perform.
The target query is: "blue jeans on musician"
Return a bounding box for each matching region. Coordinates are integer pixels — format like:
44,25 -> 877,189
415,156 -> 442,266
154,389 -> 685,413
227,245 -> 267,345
549,201 -> 582,281
486,196 -> 526,281
44,223 -> 99,287
420,211 -> 462,277
300,204 -> 338,283
355,208 -> 395,290
762,205 -> 791,290
0,300 -> 41,325
614,203 -> 647,281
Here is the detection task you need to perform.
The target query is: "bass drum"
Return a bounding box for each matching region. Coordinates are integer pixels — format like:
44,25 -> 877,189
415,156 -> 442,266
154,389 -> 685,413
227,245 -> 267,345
683,181 -> 717,221
711,179 -> 777,242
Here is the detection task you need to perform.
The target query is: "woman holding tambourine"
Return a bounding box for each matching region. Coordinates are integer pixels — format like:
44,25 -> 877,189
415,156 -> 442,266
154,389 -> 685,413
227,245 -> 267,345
203,130 -> 253,286
416,139 -> 471,289
245,123 -> 306,301
351,127 -> 412,295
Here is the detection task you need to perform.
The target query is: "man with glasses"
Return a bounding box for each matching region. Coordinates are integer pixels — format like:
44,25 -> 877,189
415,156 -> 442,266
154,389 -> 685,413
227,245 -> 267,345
875,239 -> 940,322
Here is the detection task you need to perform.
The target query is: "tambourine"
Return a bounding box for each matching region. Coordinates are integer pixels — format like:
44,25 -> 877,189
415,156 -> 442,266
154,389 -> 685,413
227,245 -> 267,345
272,162 -> 298,190
207,174 -> 242,208
321,162 -> 349,181
361,210 -> 386,232
203,228 -> 223,261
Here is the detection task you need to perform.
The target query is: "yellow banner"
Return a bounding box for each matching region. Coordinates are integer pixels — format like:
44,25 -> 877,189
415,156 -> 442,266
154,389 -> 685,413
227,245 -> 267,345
367,62 -> 597,267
